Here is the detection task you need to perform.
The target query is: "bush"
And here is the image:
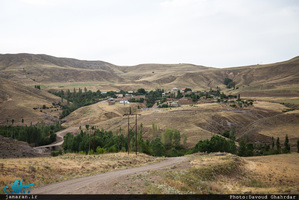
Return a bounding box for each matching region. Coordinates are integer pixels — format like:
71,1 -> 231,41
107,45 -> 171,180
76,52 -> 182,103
193,135 -> 236,154
51,150 -> 62,157
88,149 -> 94,154
108,145 -> 116,153
150,138 -> 165,156
96,146 -> 105,154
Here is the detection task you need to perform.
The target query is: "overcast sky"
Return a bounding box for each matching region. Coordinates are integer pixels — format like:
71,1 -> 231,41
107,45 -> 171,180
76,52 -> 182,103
0,0 -> 299,67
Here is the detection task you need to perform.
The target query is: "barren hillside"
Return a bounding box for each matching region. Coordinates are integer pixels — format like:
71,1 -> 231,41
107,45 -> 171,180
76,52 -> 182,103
1,54 -> 298,94
0,77 -> 62,125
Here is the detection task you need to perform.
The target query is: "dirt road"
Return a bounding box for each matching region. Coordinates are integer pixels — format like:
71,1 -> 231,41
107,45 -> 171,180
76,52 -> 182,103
33,127 -> 78,154
31,156 -> 188,194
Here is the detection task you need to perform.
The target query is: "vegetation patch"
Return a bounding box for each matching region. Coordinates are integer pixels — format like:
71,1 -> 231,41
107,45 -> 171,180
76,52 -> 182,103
147,154 -> 241,194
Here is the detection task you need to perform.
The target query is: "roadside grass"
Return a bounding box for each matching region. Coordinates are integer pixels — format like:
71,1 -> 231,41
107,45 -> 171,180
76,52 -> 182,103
0,153 -> 164,194
145,153 -> 299,194
147,154 -> 242,194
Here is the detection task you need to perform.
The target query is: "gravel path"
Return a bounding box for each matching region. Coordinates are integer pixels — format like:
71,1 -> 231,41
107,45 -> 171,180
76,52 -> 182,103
31,156 -> 188,194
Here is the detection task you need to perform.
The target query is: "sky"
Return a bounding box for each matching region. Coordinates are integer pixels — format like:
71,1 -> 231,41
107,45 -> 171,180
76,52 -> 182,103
0,0 -> 299,68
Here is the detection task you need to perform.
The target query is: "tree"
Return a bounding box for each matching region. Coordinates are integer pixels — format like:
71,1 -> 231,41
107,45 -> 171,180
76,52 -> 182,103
150,138 -> 165,156
137,88 -> 146,95
182,133 -> 187,145
297,139 -> 299,153
229,127 -> 235,141
271,137 -> 275,149
238,141 -> 246,156
283,134 -> 290,153
177,90 -> 183,99
276,137 -> 281,153
152,123 -> 158,138
161,129 -> 173,149
245,143 -> 254,156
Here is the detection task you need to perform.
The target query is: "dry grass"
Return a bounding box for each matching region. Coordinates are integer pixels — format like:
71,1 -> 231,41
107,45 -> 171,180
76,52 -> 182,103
85,101 -> 289,148
63,100 -> 140,128
0,152 -> 164,194
145,153 -> 299,194
0,78 -> 62,125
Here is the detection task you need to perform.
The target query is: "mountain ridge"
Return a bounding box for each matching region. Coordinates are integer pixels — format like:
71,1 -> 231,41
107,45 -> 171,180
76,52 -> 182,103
0,53 -> 298,94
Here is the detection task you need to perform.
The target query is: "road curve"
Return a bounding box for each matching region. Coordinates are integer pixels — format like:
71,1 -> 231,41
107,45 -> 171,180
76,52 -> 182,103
33,127 -> 78,153
31,156 -> 189,194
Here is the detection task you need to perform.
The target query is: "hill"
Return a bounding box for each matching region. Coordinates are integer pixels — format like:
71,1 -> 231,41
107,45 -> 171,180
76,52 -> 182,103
0,54 -> 298,96
0,77 -> 62,125
0,135 -> 42,158
60,99 -> 299,151
0,53 -> 124,86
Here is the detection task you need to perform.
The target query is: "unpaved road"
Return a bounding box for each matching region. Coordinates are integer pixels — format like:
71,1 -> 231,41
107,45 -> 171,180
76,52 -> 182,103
33,127 -> 78,154
32,156 -> 189,194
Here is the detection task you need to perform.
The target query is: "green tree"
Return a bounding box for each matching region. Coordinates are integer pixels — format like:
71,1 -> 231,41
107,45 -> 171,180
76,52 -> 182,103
173,129 -> 181,148
271,136 -> 275,149
238,141 -> 246,156
297,139 -> 299,153
150,138 -> 165,156
276,137 -> 281,153
229,126 -> 236,141
182,133 -> 187,145
137,88 -> 146,95
283,134 -> 290,153
245,143 -> 254,156
177,90 -> 183,99
161,129 -> 173,149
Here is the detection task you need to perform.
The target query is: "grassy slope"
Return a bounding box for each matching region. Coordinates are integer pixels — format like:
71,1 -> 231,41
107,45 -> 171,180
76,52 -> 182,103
0,77 -> 62,125
61,99 -> 298,150
144,153 -> 299,194
1,54 -> 298,94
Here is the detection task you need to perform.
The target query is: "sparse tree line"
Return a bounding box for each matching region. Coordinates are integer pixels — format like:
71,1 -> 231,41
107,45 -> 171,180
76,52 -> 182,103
49,88 -> 117,119
62,124 -> 187,157
190,126 -> 294,157
0,120 -> 61,146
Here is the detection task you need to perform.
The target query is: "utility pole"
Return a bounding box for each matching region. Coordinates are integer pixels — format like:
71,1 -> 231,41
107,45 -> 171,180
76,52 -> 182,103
126,108 -> 140,156
127,114 -> 130,155
93,126 -> 96,152
135,114 -> 138,155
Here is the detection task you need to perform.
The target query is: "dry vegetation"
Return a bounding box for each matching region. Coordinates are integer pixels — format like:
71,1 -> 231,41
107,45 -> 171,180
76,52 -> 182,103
0,152 -> 164,194
76,100 -> 297,150
138,153 -> 299,194
0,77 -> 62,125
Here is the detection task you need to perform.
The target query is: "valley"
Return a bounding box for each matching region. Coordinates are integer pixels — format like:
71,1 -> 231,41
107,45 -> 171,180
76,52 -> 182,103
0,53 -> 298,195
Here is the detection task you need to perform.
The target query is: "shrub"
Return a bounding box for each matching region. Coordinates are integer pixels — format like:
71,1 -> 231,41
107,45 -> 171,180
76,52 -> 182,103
96,146 -> 105,154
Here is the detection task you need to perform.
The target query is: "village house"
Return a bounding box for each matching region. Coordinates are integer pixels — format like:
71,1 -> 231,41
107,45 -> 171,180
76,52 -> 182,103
171,87 -> 178,97
125,93 -> 133,98
172,87 -> 178,92
170,102 -> 179,107
120,100 -> 130,104
107,98 -> 115,105
180,88 -> 186,94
